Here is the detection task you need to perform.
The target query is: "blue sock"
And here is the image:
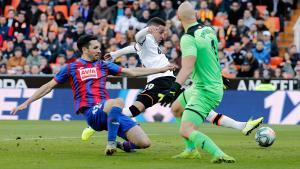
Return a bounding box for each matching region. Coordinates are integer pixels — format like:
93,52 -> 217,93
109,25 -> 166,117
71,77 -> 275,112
107,106 -> 122,142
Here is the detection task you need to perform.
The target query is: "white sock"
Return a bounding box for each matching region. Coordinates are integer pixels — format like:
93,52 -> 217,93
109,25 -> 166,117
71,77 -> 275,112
206,110 -> 246,130
122,107 -> 133,117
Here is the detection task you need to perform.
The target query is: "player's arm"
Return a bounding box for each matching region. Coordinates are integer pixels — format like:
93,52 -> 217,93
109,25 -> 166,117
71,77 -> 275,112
135,27 -> 149,45
107,61 -> 174,77
11,79 -> 58,115
106,45 -> 137,61
104,26 -> 157,61
135,26 -> 158,45
120,65 -> 175,77
175,35 -> 197,85
158,35 -> 196,106
175,56 -> 196,85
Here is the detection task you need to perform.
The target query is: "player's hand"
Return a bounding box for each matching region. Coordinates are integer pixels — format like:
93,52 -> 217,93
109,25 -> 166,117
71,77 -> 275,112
161,64 -> 176,72
11,103 -> 28,115
158,82 -> 182,107
222,76 -> 231,90
103,53 -> 113,61
158,90 -> 175,107
148,25 -> 159,34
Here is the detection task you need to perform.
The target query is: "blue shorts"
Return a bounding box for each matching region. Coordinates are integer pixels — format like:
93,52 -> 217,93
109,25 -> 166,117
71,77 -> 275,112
83,101 -> 137,140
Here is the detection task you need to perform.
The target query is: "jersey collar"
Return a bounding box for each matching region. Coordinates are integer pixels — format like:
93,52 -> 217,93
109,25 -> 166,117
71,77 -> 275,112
79,58 -> 97,64
185,22 -> 199,33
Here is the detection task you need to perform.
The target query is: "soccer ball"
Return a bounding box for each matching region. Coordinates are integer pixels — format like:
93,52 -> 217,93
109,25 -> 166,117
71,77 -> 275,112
255,127 -> 276,147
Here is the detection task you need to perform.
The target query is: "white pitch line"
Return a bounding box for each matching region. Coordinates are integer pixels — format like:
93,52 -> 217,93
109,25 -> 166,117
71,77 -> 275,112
1,136 -> 91,141
0,133 -> 165,142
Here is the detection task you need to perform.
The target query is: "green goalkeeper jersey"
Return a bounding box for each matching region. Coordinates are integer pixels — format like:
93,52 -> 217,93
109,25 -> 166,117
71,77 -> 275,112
180,22 -> 223,92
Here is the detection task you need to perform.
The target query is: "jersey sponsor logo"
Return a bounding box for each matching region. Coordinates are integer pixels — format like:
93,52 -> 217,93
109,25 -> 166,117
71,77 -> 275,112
78,67 -> 98,81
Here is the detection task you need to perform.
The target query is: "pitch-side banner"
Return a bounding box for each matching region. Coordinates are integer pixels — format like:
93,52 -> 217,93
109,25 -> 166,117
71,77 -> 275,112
0,76 -> 299,90
0,89 -> 299,125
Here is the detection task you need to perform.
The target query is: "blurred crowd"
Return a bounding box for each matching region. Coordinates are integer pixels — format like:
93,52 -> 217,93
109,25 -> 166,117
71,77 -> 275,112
0,0 -> 299,79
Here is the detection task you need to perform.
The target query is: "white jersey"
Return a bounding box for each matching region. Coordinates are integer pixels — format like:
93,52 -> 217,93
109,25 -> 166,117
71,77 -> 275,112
136,34 -> 174,82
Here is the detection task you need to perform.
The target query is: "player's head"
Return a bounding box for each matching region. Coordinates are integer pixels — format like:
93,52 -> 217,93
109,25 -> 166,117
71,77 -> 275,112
77,34 -> 101,61
147,17 -> 166,43
177,1 -> 196,23
147,17 -> 166,27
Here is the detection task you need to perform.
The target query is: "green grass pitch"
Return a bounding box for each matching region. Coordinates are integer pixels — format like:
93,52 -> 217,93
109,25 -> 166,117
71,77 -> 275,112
0,121 -> 299,169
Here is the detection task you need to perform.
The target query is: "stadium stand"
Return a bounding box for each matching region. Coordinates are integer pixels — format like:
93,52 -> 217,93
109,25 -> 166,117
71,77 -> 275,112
0,0 -> 299,80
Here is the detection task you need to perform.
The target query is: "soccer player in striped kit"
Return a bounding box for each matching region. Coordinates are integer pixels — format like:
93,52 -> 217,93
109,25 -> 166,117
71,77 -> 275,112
11,34 -> 175,156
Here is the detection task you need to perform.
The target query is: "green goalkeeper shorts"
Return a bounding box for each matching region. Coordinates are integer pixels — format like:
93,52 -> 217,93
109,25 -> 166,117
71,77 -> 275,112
177,86 -> 223,126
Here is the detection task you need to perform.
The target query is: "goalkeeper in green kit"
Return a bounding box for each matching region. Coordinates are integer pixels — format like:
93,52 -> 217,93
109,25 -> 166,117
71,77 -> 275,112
158,1 -> 236,163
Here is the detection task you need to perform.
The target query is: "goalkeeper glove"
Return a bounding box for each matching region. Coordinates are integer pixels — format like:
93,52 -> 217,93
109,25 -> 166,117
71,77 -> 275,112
158,82 -> 182,107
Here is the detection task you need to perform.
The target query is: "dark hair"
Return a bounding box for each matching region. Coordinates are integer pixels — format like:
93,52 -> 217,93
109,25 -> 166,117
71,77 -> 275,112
58,53 -> 66,58
242,34 -> 250,39
0,64 -> 6,68
14,47 -> 23,52
31,47 -> 39,52
77,34 -> 97,53
66,34 -> 73,39
147,17 -> 166,26
256,17 -> 264,21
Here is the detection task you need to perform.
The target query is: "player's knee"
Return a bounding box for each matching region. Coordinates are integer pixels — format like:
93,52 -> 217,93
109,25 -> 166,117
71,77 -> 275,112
138,138 -> 151,149
179,126 -> 193,139
179,128 -> 189,139
113,98 -> 124,108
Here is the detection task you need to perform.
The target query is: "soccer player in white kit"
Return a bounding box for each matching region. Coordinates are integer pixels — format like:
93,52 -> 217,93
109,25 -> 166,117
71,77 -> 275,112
108,17 -> 177,118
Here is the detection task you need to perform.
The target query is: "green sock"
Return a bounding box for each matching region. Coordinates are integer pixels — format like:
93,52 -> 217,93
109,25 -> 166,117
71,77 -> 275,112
176,117 -> 195,151
184,138 -> 195,151
189,130 -> 225,157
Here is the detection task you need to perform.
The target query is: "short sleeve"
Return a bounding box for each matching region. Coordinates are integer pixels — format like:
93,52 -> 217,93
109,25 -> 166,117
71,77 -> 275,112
54,65 -> 69,84
107,62 -> 122,76
180,35 -> 197,58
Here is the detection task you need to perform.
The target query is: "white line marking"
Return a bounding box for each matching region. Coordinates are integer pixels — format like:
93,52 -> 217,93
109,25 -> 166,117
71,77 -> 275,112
1,136 -> 89,141
0,134 -> 165,142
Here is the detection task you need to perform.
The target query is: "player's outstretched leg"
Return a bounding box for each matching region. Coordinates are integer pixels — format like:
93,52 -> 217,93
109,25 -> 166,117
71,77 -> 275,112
81,126 -> 96,141
173,94 -> 263,137
206,111 -> 264,135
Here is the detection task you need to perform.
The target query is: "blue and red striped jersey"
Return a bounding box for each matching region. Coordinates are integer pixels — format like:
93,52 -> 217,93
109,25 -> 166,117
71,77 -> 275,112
54,58 -> 122,113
